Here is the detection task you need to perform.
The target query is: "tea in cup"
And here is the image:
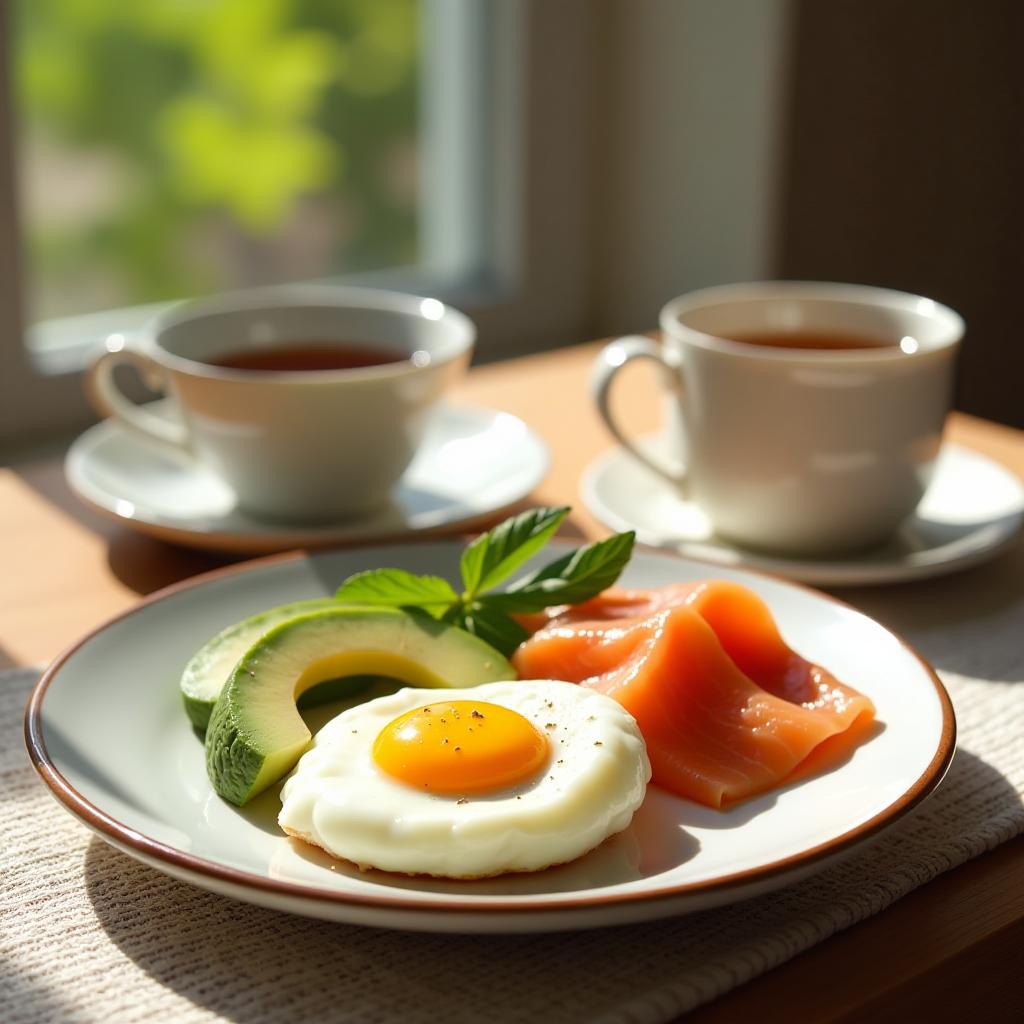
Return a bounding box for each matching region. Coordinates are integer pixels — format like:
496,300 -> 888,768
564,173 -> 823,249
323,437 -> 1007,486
85,284 -> 475,523
592,281 -> 964,555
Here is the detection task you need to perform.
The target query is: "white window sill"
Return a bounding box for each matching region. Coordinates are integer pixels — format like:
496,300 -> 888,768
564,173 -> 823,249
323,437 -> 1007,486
26,266 -> 514,378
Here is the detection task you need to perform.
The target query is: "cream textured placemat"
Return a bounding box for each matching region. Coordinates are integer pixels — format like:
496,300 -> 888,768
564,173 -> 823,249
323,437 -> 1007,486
3,568 -> 1024,1022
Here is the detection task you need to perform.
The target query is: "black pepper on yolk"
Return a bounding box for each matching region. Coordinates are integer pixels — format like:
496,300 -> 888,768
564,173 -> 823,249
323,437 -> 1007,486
372,700 -> 549,794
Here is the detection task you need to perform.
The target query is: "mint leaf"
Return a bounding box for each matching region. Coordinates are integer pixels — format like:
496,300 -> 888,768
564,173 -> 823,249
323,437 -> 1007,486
460,506 -> 570,597
335,569 -> 458,613
330,509 -> 635,659
449,603 -> 530,658
485,531 -> 636,613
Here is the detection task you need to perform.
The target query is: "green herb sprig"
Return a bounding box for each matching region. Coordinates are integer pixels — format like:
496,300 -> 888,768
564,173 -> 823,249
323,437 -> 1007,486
333,507 -> 635,656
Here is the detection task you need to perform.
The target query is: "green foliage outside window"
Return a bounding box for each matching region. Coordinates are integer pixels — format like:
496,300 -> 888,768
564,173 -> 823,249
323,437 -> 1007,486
14,0 -> 420,321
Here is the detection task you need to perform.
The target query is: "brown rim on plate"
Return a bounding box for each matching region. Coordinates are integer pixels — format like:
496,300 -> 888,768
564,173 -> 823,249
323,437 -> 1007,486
24,541 -> 957,918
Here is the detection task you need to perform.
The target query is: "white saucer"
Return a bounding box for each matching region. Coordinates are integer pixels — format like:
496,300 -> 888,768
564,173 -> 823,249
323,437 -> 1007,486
66,403 -> 549,554
582,435 -> 1024,586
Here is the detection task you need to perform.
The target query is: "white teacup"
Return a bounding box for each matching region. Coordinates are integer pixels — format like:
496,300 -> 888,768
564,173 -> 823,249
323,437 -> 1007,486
592,281 -> 964,555
86,285 -> 475,524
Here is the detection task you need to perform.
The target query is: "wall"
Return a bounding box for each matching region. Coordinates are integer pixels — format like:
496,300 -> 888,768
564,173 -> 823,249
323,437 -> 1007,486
587,0 -> 1023,428
587,0 -> 791,336
775,0 -> 1024,427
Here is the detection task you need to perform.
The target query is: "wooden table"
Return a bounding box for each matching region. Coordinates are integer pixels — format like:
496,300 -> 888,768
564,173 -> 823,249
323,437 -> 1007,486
3,342 -> 1023,1021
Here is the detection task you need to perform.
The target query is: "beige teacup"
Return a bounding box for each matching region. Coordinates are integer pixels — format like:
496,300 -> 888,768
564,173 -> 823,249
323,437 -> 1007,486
86,284 -> 475,524
592,281 -> 964,555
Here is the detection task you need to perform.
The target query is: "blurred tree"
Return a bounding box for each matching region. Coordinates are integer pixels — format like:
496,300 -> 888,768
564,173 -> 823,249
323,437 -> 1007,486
13,0 -> 420,320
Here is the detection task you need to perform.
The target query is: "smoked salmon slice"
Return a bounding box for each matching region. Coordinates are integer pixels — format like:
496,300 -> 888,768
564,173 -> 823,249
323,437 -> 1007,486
512,581 -> 875,807
514,582 -> 701,634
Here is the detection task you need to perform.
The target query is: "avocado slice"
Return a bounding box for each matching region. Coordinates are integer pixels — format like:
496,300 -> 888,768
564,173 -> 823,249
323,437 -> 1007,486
181,598 -> 344,730
204,607 -> 516,805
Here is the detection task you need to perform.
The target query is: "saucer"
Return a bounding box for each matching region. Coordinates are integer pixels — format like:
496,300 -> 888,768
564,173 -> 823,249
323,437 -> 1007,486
66,403 -> 549,554
581,435 -> 1024,586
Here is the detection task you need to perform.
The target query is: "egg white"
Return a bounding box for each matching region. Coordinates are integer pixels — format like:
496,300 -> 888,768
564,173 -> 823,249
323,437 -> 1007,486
278,679 -> 651,878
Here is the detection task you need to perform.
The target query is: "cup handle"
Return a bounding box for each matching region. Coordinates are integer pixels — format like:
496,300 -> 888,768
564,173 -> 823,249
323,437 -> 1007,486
85,346 -> 191,450
591,335 -> 688,493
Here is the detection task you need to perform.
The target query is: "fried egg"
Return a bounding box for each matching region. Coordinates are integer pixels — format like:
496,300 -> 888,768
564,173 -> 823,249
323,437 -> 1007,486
278,679 -> 651,878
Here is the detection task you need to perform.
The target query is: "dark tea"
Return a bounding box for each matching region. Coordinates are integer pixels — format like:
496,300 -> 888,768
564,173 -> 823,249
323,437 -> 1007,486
724,330 -> 895,351
209,342 -> 407,372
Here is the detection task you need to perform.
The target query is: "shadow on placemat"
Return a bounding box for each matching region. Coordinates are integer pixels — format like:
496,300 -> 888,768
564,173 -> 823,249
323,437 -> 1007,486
80,748 -> 1023,1024
81,834 -> 679,1024
0,965 -> 73,1024
0,643 -> 19,671
839,534 -> 1024,684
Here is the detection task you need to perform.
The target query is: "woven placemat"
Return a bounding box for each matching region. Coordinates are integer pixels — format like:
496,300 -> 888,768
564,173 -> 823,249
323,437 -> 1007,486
3,565 -> 1023,1022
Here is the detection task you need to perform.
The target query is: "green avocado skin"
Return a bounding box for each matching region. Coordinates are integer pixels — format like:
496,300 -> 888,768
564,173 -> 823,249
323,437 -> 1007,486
204,701 -> 266,807
181,598 -> 340,731
204,606 -> 516,806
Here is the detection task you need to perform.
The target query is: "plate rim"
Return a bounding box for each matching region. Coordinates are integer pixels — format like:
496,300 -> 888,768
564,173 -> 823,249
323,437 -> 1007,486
24,541 -> 957,919
63,402 -> 551,552
581,438 -> 1024,586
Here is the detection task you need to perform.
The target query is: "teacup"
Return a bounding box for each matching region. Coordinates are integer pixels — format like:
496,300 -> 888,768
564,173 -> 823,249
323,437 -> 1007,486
592,281 -> 964,555
85,284 -> 475,523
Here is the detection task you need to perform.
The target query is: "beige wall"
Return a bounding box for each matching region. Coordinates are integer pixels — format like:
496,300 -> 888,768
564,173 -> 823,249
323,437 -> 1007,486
582,0 -> 1022,427
586,0 -> 791,337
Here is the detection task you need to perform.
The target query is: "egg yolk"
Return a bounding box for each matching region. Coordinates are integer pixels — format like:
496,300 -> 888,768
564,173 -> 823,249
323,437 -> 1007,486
372,700 -> 549,794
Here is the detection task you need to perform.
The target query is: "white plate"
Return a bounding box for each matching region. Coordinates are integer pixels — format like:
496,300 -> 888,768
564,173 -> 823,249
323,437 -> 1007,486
26,542 -> 954,933
582,437 -> 1024,586
65,403 -> 549,554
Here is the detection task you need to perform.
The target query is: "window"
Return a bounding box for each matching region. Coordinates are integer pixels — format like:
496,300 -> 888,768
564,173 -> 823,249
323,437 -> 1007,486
14,0 -> 423,326
0,1 -> 597,446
